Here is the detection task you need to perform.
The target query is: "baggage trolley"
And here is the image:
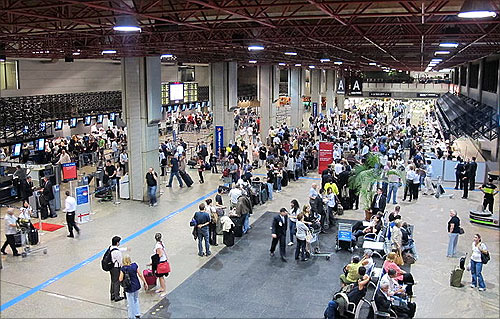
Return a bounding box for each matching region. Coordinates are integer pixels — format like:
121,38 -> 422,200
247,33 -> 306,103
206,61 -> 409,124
335,222 -> 354,252
309,227 -> 333,260
17,223 -> 47,258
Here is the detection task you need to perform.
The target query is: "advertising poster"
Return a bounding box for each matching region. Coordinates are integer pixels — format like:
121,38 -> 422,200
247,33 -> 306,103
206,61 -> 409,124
318,141 -> 334,173
75,185 -> 90,223
215,126 -> 224,155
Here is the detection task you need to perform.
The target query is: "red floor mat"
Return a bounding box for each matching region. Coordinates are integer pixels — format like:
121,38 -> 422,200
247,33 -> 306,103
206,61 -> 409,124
32,222 -> 65,232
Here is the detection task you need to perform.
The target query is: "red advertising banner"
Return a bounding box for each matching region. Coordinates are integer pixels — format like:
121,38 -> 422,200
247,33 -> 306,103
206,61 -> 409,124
318,141 -> 334,173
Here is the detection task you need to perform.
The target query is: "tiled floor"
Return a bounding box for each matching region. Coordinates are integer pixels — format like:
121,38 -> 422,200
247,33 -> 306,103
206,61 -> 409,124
1,166 -> 499,318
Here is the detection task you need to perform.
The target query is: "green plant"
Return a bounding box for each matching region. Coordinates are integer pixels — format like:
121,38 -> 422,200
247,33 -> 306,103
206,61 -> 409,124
348,153 -> 384,210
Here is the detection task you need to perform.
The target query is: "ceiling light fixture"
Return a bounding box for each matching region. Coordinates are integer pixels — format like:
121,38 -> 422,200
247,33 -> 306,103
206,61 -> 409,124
102,50 -> 117,54
285,52 -> 297,56
248,44 -> 264,51
309,65 -> 316,69
161,54 -> 173,58
458,0 -> 497,18
294,63 -> 302,67
0,55 -> 5,62
439,42 -> 459,48
72,52 -> 81,56
369,62 -> 377,66
278,63 -> 286,66
334,61 -> 343,65
113,15 -> 141,32
249,60 -> 257,64
435,51 -> 450,55
431,58 -> 443,62
320,58 -> 330,63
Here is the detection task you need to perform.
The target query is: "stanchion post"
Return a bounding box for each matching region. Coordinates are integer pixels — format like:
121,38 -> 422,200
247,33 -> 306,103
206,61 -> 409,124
113,182 -> 121,205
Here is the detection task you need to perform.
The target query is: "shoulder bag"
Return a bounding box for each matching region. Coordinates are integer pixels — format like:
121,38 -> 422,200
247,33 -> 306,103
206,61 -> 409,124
480,245 -> 490,265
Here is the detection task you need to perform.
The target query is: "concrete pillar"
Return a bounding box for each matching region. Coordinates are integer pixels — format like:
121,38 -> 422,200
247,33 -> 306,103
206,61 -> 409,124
466,62 -> 471,97
478,59 -> 484,104
258,65 -> 279,140
310,69 -> 321,114
210,62 -> 237,146
335,70 -> 345,111
122,57 -> 161,201
325,69 -> 335,113
289,67 -> 303,128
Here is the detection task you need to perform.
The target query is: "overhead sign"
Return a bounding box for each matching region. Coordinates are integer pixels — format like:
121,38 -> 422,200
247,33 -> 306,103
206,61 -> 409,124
312,102 -> 318,118
369,92 -> 392,98
417,93 -> 440,98
215,126 -> 223,156
318,141 -> 334,174
349,77 -> 363,96
336,78 -> 345,95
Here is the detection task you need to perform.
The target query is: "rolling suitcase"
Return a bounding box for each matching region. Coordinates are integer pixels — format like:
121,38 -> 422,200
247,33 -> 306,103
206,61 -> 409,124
14,232 -> 22,247
260,186 -> 268,204
179,171 -> 194,187
230,216 -> 243,237
223,229 -> 235,246
28,228 -> 39,245
450,253 -> 467,287
281,173 -> 288,187
143,269 -> 157,289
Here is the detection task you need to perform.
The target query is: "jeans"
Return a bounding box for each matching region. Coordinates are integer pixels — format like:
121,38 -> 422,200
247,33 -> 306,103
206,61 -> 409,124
197,227 -> 210,255
125,290 -> 140,319
295,238 -> 307,260
148,185 -> 157,205
423,177 -> 434,194
168,171 -> 183,187
243,214 -> 250,234
267,183 -> 273,200
387,182 -> 399,204
470,260 -> 486,288
276,177 -> 282,191
447,233 -> 459,257
403,240 -> 418,258
289,221 -> 296,243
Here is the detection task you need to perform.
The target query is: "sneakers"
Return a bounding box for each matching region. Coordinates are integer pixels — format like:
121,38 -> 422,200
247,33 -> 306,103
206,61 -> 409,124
470,284 -> 476,288
479,288 -> 486,291
288,242 -> 294,246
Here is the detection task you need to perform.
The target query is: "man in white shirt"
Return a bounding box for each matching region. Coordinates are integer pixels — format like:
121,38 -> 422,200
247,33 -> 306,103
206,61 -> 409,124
111,140 -> 119,161
229,184 -> 243,209
1,208 -> 20,256
63,191 -> 80,238
109,236 -> 127,302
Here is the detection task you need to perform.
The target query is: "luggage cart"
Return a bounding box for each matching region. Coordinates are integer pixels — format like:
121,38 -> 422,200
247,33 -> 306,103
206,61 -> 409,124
17,223 -> 47,258
310,227 -> 333,260
335,222 -> 354,252
434,176 -> 454,199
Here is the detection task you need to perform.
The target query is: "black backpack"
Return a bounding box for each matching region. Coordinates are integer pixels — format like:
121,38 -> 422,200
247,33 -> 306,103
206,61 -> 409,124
101,247 -> 118,272
121,270 -> 131,289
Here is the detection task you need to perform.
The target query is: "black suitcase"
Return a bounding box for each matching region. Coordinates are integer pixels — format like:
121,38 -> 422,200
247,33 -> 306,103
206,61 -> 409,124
281,173 -> 288,187
179,171 -> 194,187
218,185 -> 231,194
230,216 -> 243,237
223,229 -> 235,246
187,160 -> 197,168
14,232 -> 22,247
28,228 -> 39,245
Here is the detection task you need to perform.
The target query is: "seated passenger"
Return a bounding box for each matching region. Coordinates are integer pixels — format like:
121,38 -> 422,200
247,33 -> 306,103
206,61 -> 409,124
361,249 -> 374,273
375,283 -> 416,318
347,266 -> 370,305
352,214 -> 382,241
383,252 -> 415,296
388,205 -> 402,222
340,255 -> 362,287
380,269 -> 407,298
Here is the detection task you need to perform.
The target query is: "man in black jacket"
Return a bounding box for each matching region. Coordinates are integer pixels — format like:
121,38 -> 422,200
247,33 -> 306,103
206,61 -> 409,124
374,284 -> 392,313
20,176 -> 34,203
468,157 -> 477,190
270,208 -> 288,262
41,176 -> 56,219
371,188 -> 387,214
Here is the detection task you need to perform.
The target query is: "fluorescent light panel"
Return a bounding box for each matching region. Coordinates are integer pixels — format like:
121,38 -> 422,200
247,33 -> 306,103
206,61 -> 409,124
248,45 -> 264,51
285,52 -> 297,56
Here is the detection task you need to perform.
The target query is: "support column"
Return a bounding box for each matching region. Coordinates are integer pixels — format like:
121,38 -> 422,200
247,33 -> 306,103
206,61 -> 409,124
122,57 -> 161,201
210,62 -> 237,147
258,65 -> 279,140
289,67 -> 303,128
478,59 -> 484,103
335,70 -> 345,111
310,69 -> 321,117
466,62 -> 471,97
325,69 -> 335,115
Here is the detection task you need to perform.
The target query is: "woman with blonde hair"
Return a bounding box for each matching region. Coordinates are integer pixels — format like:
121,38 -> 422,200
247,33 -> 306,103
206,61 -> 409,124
120,255 -> 148,319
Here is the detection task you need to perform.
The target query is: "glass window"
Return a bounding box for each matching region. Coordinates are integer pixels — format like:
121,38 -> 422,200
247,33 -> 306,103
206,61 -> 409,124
0,61 -> 19,90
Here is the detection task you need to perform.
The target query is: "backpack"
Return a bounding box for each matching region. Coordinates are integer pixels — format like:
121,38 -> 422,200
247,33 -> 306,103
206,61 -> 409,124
120,269 -> 131,289
101,247 -> 118,272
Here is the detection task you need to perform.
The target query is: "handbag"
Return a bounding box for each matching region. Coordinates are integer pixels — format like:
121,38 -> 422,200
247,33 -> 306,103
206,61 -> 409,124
189,215 -> 198,227
459,227 -> 465,235
481,250 -> 490,265
305,229 -> 313,243
156,261 -> 171,275
395,249 -> 404,266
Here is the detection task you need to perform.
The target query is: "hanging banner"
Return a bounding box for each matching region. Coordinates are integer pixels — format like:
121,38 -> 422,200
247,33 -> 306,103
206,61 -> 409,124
312,102 -> 318,118
215,126 -> 224,155
349,77 -> 363,96
318,141 -> 334,174
369,92 -> 392,98
336,78 -> 345,95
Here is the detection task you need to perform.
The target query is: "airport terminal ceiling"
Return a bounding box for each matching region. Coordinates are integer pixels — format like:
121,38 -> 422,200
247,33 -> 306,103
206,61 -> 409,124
0,0 -> 499,71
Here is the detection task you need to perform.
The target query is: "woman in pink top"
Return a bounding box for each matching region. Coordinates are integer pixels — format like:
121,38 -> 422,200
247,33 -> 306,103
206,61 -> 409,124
383,252 -> 416,296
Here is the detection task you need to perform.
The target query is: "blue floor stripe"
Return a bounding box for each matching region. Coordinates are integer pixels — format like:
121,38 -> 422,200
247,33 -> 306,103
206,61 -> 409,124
0,189 -> 217,312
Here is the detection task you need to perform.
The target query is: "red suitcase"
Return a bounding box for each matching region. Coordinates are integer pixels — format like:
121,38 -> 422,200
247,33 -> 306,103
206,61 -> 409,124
143,269 -> 157,289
